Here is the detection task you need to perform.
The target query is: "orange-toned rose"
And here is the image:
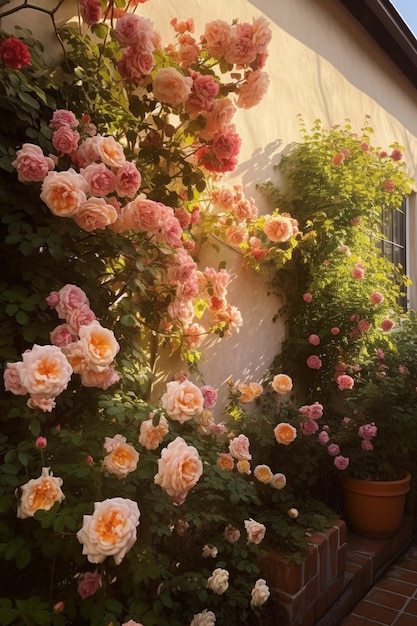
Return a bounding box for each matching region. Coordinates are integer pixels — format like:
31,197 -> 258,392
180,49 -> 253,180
254,464 -> 273,484
274,422 -> 297,445
263,215 -> 293,243
78,321 -> 120,371
102,434 -> 139,479
17,344 -> 72,400
271,373 -> 293,395
160,379 -> 204,424
217,453 -> 234,471
95,135 -> 126,168
17,467 -> 65,519
76,497 -> 140,564
154,437 -> 202,503
139,414 -> 169,450
72,197 -> 117,232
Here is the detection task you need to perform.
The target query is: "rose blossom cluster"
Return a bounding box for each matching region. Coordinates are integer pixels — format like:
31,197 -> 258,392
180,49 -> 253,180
46,283 -> 120,392
208,184 -> 299,264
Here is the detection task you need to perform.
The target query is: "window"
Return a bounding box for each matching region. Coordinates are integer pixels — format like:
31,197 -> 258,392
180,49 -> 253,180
380,197 -> 407,308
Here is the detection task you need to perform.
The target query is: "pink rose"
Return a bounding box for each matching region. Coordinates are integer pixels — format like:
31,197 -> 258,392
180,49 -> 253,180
203,20 -> 232,59
115,14 -> 155,50
334,455 -> 349,470
327,443 -> 340,456
332,152 -> 345,165
236,70 -> 269,109
228,434 -> 252,461
160,379 -> 204,424
263,215 -> 293,243
77,497 -> 140,564
201,385 -> 217,409
370,291 -> 384,304
49,110 -> 79,129
81,163 -> 116,197
0,37 -> 30,69
121,195 -> 161,232
331,327 -> 340,335
154,437 -> 203,503
81,366 -> 120,390
224,525 -> 241,543
50,323 -> 77,348
3,362 -> 27,395
80,0 -> 102,25
303,293 -> 313,303
40,169 -> 89,217
361,440 -> 374,451
185,71 -> 219,117
117,47 -> 155,84
318,431 -> 329,445
17,344 -> 72,399
55,284 -> 89,319
308,334 -> 320,346
337,374 -> 354,391
300,420 -> 319,436
158,214 -> 183,248
224,27 -> 257,66
115,161 -> 141,198
252,15 -> 272,54
153,67 -> 193,105
35,436 -> 47,449
73,197 -> 117,232
76,136 -> 101,165
306,355 -> 322,369
358,422 -> 377,441
199,97 -> 236,140
383,179 -> 395,192
66,304 -> 96,333
77,570 -> 102,599
52,126 -> 80,154
390,148 -> 403,161
381,319 -> 394,331
351,264 -> 365,279
244,518 -> 266,545
12,143 -> 55,182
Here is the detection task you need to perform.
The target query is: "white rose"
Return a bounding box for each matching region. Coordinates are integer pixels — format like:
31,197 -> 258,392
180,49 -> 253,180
76,497 -> 140,564
207,568 -> 229,594
190,609 -> 216,626
201,544 -> 218,558
17,467 -> 65,519
250,578 -> 270,608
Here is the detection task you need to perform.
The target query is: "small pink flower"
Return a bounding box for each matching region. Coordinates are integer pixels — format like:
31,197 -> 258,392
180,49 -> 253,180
327,443 -> 340,456
77,570 -> 102,599
381,319 -> 394,332
351,263 -> 365,279
376,348 -> 385,359
351,217 -> 361,226
369,291 -> 384,305
332,152 -> 345,165
306,355 -> 322,369
86,455 -> 94,464
318,431 -> 329,445
390,148 -> 402,161
200,385 -> 218,409
337,374 -> 354,391
331,327 -> 340,336
360,142 -> 369,151
361,440 -> 374,451
53,602 -> 65,613
383,179 -> 395,192
357,319 -> 370,333
334,455 -> 349,470
35,436 -> 47,449
399,366 -> 405,375
303,293 -> 313,303
300,420 -> 319,436
308,334 -> 320,346
358,422 -> 377,441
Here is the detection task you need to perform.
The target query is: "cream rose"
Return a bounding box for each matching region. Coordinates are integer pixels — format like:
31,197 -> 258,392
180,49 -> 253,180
78,321 -> 120,371
154,437 -> 203,503
190,609 -> 216,626
250,579 -> 270,608
73,197 -> 117,232
207,568 -> 229,595
17,344 -> 72,399
153,67 -> 193,106
95,135 -> 126,168
17,467 -> 65,519
160,380 -> 204,424
40,168 -> 89,217
102,434 -> 139,479
76,497 -> 140,564
271,472 -> 287,490
244,518 -> 266,545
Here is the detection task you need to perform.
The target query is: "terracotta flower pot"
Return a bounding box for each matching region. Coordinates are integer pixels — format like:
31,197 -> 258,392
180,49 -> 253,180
341,471 -> 411,539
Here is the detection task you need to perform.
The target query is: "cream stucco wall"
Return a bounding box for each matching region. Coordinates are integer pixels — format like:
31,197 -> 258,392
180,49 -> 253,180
3,0 -> 417,408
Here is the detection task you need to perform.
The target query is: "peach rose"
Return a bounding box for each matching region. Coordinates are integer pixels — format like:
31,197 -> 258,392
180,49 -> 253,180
236,70 -> 270,109
76,497 -> 140,564
61,341 -> 89,374
274,422 -> 297,445
27,397 -> 56,412
73,197 -> 117,232
254,464 -> 273,484
153,67 -> 193,106
199,98 -> 236,140
12,143 -> 55,182
263,215 -> 293,242
54,284 -> 89,319
121,195 -> 161,232
81,366 -> 120,390
17,344 -> 73,399
271,473 -> 287,489
52,126 -> 80,154
95,135 -> 126,169
228,433 -> 252,461
271,373 -> 293,394
81,162 -> 116,197
224,525 -> 240,543
40,169 -> 89,217
160,379 -> 204,424
244,518 -> 266,545
203,20 -> 232,59
101,434 -> 139,479
252,15 -> 272,54
154,436 -> 203,503
17,467 -> 65,519
139,414 -> 169,450
78,321 -> 120,371
3,362 -> 27,395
